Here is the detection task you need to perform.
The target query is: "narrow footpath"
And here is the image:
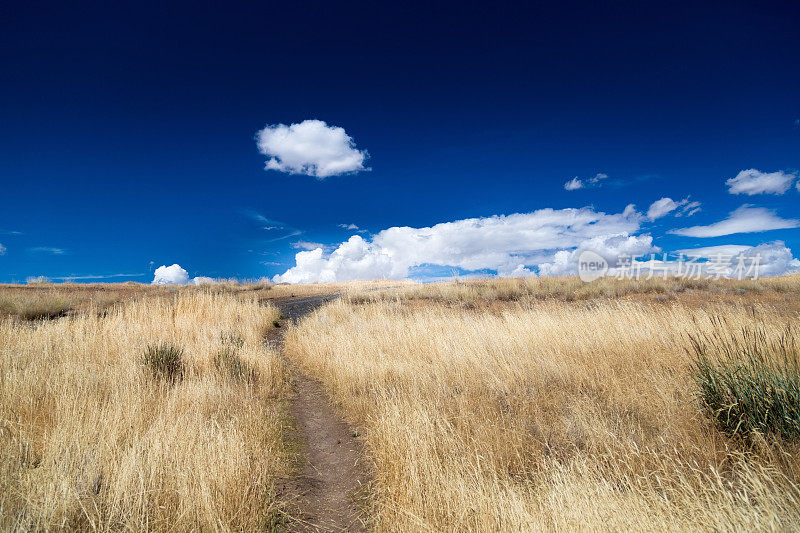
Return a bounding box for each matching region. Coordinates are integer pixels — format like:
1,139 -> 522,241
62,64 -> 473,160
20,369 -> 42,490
272,296 -> 370,532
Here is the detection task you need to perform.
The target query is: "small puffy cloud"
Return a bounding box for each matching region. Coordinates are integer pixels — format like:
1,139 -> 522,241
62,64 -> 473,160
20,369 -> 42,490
191,276 -> 216,285
0,243 -> 5,255
152,264 -> 189,285
646,197 -> 700,220
256,119 -> 368,179
26,276 -> 51,284
726,169 -> 797,195
275,205 -> 644,283
564,177 -> 583,190
647,198 -> 680,220
669,205 -> 800,238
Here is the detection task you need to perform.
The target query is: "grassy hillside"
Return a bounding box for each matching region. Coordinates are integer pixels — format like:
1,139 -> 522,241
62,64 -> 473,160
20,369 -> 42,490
286,276 -> 800,531
0,291 -> 289,530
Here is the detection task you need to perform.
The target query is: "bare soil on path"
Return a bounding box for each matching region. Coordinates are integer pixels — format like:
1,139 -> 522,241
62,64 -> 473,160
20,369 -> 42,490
270,295 -> 370,532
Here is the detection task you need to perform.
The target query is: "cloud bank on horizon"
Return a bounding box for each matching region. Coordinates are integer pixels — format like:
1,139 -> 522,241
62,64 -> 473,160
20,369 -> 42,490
271,203 -> 800,283
274,205 -> 646,283
255,146 -> 800,283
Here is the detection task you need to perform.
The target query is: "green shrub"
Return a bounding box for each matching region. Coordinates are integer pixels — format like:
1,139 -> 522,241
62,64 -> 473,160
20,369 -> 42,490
690,320 -> 800,441
219,330 -> 245,348
142,342 -> 185,383
214,347 -> 255,383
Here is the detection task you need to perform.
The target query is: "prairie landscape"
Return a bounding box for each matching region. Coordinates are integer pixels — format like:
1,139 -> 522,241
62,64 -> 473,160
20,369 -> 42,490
1,276 -> 799,531
5,1 -> 800,531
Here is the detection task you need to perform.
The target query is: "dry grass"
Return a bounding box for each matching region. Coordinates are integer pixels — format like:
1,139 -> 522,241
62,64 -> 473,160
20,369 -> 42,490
0,290 -> 289,530
354,274 -> 800,312
0,283 -> 169,321
285,278 -> 800,531
265,279 -> 415,301
0,279 -> 413,321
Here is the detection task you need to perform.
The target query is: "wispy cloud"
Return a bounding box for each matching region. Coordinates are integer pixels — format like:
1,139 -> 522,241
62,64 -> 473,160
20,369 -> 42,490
563,172 -> 608,191
53,273 -> 146,281
669,205 -> 800,238
291,241 -> 328,251
338,223 -> 368,233
245,210 -> 304,241
646,197 -> 701,220
675,245 -> 752,258
28,247 -> 66,255
267,229 -> 303,242
244,210 -> 284,227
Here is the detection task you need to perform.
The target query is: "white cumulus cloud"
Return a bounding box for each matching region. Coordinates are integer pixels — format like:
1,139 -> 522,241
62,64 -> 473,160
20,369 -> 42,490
0,243 -> 5,255
152,264 -> 189,285
537,233 -> 658,276
256,119 -> 368,179
612,242 -> 800,279
564,177 -> 583,190
735,241 -> 800,277
274,205 -> 645,283
669,205 -> 800,238
726,169 -> 797,195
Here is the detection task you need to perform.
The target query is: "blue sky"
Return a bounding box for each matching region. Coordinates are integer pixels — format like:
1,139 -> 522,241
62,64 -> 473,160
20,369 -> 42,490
1,1 -> 798,283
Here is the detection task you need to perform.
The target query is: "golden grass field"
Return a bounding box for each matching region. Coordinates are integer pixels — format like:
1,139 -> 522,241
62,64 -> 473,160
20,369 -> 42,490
286,275 -> 800,531
2,276 -> 799,531
0,289 -> 288,530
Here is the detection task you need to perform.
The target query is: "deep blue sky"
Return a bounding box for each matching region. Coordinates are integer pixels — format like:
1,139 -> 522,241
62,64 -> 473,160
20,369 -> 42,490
1,1 -> 798,282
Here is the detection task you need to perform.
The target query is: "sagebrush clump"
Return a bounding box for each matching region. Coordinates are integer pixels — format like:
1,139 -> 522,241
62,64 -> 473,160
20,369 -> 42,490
691,320 -> 800,441
142,342 -> 185,383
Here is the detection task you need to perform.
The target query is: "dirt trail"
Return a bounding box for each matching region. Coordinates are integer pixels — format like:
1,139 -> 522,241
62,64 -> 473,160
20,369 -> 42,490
271,295 -> 369,532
